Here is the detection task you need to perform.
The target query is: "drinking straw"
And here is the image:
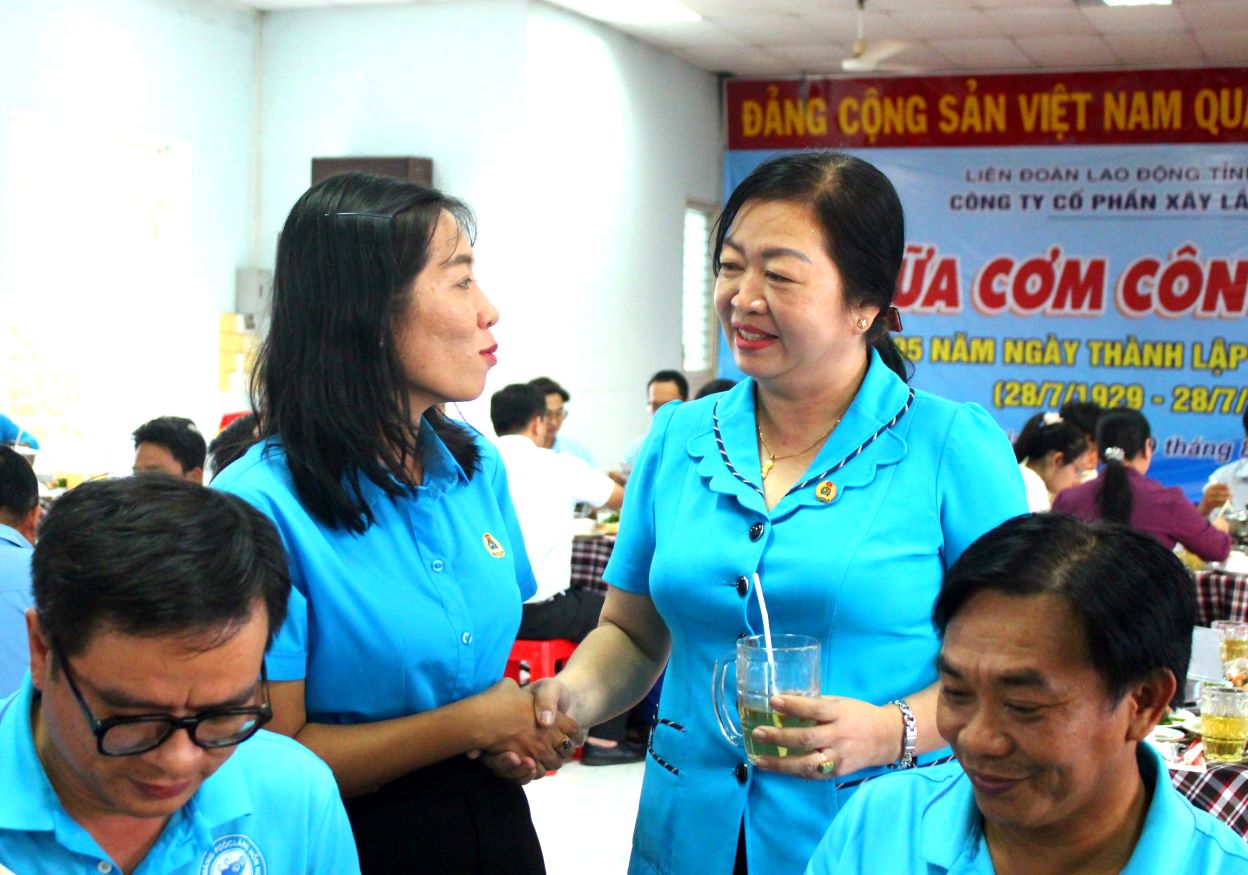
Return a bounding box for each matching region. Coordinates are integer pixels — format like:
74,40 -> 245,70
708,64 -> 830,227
753,572 -> 777,685
753,571 -> 787,751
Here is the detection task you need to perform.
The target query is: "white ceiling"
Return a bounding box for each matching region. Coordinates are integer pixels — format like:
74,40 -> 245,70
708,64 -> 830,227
233,0 -> 1248,77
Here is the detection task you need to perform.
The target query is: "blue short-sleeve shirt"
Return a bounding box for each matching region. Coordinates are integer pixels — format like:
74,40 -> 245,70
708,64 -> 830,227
805,745 -> 1248,874
213,422 -> 535,723
0,676 -> 361,874
605,351 -> 1028,875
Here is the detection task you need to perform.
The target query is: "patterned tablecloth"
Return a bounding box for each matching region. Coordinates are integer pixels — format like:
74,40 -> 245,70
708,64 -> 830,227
1193,569 -> 1248,626
570,534 -> 615,593
1171,763 -> 1248,839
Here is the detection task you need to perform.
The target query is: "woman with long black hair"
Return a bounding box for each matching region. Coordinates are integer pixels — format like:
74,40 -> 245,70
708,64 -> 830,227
215,172 -> 574,873
1053,407 -> 1230,562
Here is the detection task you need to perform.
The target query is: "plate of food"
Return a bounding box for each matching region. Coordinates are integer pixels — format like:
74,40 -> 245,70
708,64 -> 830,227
1148,725 -> 1186,744
1160,708 -> 1196,729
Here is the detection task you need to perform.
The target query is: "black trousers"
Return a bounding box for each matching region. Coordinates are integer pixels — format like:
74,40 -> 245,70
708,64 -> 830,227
344,755 -> 546,874
518,590 -> 627,743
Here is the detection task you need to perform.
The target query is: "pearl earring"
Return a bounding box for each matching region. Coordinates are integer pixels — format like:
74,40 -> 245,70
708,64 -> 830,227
856,317 -> 869,331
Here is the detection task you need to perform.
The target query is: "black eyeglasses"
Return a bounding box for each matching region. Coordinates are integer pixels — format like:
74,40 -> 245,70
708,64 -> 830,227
56,646 -> 272,757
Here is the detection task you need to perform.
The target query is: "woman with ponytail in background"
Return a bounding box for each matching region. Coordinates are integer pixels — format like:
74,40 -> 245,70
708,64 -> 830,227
1013,411 -> 1088,511
1053,407 -> 1231,562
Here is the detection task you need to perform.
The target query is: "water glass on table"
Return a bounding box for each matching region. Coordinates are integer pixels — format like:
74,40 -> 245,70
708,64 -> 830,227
1199,686 -> 1248,764
1212,621 -> 1248,683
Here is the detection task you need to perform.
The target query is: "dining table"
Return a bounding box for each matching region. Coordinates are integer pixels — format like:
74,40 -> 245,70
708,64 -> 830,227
1170,762 -> 1248,839
1193,568 -> 1248,627
570,532 -> 615,593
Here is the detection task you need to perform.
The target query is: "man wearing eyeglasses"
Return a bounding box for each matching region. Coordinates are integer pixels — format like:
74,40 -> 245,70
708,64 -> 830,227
0,477 -> 359,874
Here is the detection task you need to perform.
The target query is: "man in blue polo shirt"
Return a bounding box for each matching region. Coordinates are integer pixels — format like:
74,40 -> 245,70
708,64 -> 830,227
807,514 -> 1248,875
0,476 -> 359,874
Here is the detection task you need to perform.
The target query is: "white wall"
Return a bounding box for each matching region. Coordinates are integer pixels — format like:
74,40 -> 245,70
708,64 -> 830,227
0,0 -> 720,475
0,0 -> 258,474
259,0 -> 721,468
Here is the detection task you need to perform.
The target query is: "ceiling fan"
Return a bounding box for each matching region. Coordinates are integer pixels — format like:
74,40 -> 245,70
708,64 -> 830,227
841,0 -> 913,73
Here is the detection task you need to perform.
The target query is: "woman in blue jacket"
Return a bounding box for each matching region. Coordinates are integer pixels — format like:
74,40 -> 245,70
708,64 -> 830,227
509,152 -> 1028,874
216,173 -> 574,873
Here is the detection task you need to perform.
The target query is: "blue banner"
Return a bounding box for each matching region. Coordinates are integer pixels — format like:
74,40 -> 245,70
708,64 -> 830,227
720,141 -> 1248,499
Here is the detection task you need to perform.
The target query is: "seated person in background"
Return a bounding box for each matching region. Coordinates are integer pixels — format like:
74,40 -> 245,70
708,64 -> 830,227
527,376 -> 596,465
1058,400 -> 1103,483
1053,408 -> 1230,563
0,477 -> 359,873
207,412 -> 259,481
132,415 -> 206,483
1012,411 -> 1087,512
490,384 -> 636,765
0,413 -> 38,450
615,369 -> 688,482
807,513 -> 1248,875
1199,408 -> 1248,515
694,377 -> 737,400
0,446 -> 40,696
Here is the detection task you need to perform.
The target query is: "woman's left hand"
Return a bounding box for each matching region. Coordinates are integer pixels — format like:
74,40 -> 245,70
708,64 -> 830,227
748,695 -> 900,780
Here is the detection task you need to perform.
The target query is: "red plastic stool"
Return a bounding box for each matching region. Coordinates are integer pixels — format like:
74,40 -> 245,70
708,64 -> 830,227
505,639 -> 581,771
504,638 -> 577,685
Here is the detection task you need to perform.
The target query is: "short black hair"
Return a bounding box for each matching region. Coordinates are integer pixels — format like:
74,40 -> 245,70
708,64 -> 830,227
649,370 -> 689,401
934,513 -> 1194,702
34,477 -> 290,656
132,416 -> 207,473
208,414 -> 259,481
695,378 -> 737,400
1058,401 -> 1104,440
491,384 -> 546,436
0,446 -> 38,519
528,377 -> 569,403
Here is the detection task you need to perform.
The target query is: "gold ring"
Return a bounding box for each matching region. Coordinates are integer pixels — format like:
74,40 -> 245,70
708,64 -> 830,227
817,750 -> 835,776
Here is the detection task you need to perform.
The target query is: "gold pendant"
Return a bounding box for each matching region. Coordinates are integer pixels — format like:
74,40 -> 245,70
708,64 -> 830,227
760,458 -> 774,480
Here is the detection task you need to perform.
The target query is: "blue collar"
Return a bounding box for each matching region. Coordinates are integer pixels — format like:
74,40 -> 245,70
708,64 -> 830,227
0,676 -> 255,846
688,349 -> 912,518
919,744 -> 1200,872
0,524 -> 32,551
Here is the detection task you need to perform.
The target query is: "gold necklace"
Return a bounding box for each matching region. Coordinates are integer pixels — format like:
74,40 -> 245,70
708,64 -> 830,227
757,418 -> 842,480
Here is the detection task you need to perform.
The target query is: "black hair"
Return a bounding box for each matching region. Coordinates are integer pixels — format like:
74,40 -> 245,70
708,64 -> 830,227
132,416 -> 207,473
1095,408 -> 1151,525
934,513 -> 1194,702
711,150 -> 912,382
0,446 -> 38,520
33,477 -> 290,656
1058,401 -> 1104,441
491,384 -> 546,437
1013,412 -> 1087,466
649,370 -> 689,401
1242,405 -> 1248,437
255,172 -> 481,532
528,376 -> 569,403
695,378 -> 738,400
208,414 -> 260,481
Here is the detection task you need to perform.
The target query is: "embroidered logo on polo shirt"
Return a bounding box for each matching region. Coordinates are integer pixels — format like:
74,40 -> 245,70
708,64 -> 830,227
199,834 -> 266,875
483,532 -> 505,558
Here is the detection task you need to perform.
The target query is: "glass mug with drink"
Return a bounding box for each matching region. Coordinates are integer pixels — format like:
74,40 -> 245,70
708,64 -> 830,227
713,634 -> 821,762
1199,686 -> 1248,764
